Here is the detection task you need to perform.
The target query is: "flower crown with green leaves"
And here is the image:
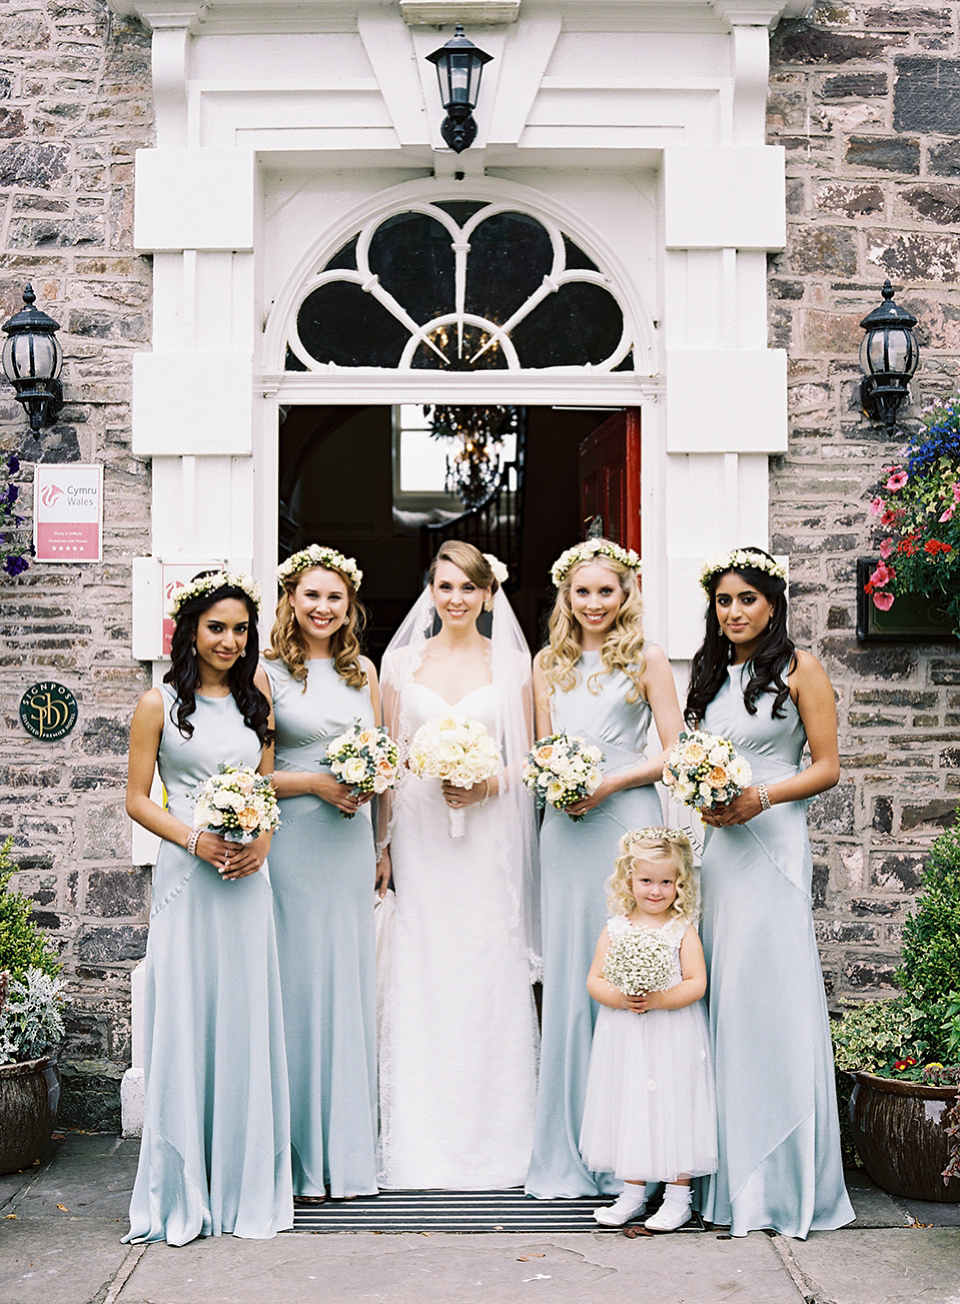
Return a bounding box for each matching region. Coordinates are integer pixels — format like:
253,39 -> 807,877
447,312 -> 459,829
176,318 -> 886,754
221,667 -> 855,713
624,827 -> 692,847
277,544 -> 362,591
167,571 -> 262,621
550,538 -> 641,588
698,549 -> 787,593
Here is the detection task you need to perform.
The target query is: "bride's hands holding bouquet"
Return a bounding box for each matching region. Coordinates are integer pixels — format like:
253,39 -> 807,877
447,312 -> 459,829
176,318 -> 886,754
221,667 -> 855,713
441,776 -> 495,809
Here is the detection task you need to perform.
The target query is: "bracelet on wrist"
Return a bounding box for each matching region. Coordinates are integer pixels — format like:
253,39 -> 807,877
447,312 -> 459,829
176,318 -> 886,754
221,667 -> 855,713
757,783 -> 772,812
186,827 -> 201,856
479,779 -> 490,808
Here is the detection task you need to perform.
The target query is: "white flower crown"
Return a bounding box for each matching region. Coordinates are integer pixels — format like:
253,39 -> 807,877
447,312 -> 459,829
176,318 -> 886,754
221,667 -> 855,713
624,827 -> 692,846
277,544 -> 363,592
698,549 -> 787,593
167,571 -> 262,621
550,538 -> 641,588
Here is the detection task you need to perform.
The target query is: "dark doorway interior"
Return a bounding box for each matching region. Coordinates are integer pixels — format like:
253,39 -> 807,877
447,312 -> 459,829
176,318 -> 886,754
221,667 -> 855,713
277,405 -> 623,664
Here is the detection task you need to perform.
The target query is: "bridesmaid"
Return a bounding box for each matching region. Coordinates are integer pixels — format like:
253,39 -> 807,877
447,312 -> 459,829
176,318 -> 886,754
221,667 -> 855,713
687,547 -> 854,1237
124,572 -> 293,1244
526,538 -> 683,1199
262,544 -> 381,1201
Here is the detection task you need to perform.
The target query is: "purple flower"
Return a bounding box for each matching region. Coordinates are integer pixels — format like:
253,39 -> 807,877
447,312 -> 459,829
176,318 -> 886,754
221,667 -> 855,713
6,455 -> 19,474
5,483 -> 18,505
3,553 -> 28,576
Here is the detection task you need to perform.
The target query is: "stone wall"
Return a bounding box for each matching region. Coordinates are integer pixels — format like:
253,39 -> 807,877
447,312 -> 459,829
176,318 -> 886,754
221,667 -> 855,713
768,0 -> 960,1004
0,0 -> 153,1126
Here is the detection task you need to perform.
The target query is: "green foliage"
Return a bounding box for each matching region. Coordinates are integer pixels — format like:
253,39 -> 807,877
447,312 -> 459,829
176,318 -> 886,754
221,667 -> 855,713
0,838 -> 60,982
833,813 -> 960,1078
0,967 -> 64,1065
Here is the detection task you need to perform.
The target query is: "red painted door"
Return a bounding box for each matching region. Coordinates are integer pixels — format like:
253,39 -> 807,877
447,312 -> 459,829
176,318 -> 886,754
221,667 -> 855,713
578,408 -> 641,551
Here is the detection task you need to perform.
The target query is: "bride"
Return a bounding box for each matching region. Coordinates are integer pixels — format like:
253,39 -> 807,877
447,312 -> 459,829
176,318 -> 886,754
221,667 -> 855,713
376,541 -> 539,1189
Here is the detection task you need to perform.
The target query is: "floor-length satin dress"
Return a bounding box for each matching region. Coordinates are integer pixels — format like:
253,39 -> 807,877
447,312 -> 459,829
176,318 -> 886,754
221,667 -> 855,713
527,651 -> 663,1198
700,665 -> 854,1238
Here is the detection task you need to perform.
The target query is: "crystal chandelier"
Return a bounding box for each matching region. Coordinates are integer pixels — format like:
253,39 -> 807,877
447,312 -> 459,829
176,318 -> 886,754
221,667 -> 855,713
426,405 -> 515,509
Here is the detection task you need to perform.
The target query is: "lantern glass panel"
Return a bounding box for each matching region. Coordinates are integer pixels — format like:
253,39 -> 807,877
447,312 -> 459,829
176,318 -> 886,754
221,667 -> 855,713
447,52 -> 474,105
861,327 -> 912,376
3,331 -> 61,382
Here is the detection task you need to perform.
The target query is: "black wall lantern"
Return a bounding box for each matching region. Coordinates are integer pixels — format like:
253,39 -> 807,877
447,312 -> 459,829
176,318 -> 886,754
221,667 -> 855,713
1,284 -> 63,434
859,279 -> 919,435
426,24 -> 493,154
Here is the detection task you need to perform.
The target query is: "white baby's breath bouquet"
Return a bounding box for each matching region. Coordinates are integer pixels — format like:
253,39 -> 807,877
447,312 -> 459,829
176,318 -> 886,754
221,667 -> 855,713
324,723 -> 399,818
193,764 -> 281,843
662,729 -> 751,813
522,732 -> 604,821
408,714 -> 500,838
602,926 -> 675,997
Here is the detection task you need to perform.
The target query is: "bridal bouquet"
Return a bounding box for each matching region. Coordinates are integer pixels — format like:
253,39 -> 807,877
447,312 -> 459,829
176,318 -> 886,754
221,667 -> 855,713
603,925 -> 675,996
522,732 -> 604,820
324,722 -> 399,818
662,729 -> 751,812
193,764 -> 281,843
408,714 -> 500,839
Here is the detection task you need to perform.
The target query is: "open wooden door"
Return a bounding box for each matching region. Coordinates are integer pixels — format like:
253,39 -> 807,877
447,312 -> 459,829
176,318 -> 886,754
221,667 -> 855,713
577,408 -> 641,551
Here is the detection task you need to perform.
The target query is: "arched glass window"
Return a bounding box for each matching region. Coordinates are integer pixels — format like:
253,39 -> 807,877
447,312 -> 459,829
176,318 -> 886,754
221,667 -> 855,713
286,201 -> 634,373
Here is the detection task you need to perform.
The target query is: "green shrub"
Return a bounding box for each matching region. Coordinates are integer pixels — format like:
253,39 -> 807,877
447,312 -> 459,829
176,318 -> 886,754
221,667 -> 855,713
0,838 -> 60,981
832,995 -> 932,1075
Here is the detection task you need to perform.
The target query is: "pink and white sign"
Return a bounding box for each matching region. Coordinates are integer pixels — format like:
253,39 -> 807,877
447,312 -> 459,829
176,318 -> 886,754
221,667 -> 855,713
34,465 -> 103,562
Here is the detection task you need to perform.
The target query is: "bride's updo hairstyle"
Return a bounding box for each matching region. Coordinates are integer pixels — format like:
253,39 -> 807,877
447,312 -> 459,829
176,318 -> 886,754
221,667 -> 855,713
685,546 -> 794,728
607,828 -> 696,922
165,574 -> 273,746
540,541 -> 646,702
427,540 -> 499,598
266,546 -> 367,691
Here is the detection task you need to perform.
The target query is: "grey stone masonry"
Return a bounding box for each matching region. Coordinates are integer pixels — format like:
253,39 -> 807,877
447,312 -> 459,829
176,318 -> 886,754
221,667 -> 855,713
768,1 -> 960,1005
0,0 -> 153,1126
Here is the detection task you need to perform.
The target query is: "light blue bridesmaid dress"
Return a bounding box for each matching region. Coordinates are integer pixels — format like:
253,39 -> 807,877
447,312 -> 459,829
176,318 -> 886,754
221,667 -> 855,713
263,657 -> 379,1199
125,686 -> 294,1245
526,650 -> 663,1198
700,665 -> 854,1238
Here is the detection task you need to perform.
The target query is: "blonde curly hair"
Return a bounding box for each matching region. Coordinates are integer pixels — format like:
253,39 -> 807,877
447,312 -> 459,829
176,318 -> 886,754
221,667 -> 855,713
264,558 -> 367,690
607,829 -> 697,922
538,545 -> 646,702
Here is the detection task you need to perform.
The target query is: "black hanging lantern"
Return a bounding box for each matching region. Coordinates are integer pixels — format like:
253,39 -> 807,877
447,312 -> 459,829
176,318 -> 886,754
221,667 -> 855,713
859,280 -> 919,435
426,24 -> 494,154
1,284 -> 63,434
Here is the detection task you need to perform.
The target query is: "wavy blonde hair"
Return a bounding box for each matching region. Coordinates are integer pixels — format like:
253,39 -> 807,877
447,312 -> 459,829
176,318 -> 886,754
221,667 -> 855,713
264,562 -> 367,690
607,829 -> 697,922
539,547 -> 646,701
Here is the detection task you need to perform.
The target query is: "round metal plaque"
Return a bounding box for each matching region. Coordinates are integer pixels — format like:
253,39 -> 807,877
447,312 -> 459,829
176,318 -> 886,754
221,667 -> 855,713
19,681 -> 78,741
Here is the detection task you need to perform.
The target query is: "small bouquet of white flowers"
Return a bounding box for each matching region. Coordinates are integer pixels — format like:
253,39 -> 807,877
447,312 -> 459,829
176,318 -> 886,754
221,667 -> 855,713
193,764 -> 281,843
602,925 -> 676,996
662,729 -> 751,812
324,722 -> 399,818
408,714 -> 500,838
522,732 -> 604,821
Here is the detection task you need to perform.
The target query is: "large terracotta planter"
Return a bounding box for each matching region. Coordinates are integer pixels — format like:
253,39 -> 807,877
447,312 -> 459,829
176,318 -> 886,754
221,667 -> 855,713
0,1055 -> 61,1175
849,1071 -> 960,1202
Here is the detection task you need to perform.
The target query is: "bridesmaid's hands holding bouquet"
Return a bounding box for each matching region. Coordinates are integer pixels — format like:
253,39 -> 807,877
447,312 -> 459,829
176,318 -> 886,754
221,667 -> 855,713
701,786 -> 764,828
197,831 -> 271,880
314,771 -> 372,815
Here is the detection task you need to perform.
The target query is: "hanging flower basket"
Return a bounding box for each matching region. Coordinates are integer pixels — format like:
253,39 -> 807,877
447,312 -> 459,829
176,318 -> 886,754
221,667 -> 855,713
864,395 -> 960,637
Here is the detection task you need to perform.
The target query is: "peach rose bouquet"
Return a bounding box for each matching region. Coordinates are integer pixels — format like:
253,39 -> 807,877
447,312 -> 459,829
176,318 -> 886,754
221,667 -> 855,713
192,764 -> 281,843
324,722 -> 399,818
522,732 -> 604,821
662,729 -> 751,813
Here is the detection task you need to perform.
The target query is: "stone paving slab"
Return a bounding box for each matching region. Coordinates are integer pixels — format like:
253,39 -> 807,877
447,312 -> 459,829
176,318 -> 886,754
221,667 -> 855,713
787,1227 -> 960,1304
0,1220 -> 130,1304
113,1231 -> 806,1304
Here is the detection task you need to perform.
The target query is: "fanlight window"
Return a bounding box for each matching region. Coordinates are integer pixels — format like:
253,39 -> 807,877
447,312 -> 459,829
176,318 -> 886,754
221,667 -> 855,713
286,201 -> 634,373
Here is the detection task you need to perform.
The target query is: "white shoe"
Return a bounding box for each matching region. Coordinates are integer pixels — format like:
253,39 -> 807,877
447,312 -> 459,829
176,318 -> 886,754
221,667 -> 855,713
593,1191 -> 647,1226
644,1196 -> 692,1232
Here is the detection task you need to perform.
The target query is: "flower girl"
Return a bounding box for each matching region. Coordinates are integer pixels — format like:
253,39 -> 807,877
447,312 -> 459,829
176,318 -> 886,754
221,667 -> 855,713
580,829 -> 717,1231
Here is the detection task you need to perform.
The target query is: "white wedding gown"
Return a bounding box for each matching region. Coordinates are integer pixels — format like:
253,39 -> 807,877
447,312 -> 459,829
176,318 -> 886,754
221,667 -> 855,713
378,681 -> 539,1190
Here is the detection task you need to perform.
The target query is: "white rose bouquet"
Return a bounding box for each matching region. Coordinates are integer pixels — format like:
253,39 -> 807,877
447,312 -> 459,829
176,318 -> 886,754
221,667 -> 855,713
408,714 -> 500,839
192,764 -> 281,843
522,732 -> 604,821
602,925 -> 676,996
662,729 -> 752,813
324,722 -> 399,819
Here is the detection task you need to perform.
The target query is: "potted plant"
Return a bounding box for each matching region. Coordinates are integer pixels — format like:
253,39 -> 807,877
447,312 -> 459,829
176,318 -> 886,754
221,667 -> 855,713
863,394 -> 960,635
832,816 -> 960,1201
0,837 -> 64,1174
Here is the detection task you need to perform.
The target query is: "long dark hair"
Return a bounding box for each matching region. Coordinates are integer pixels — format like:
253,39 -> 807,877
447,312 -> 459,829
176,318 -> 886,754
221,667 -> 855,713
163,581 -> 273,746
685,549 -> 795,726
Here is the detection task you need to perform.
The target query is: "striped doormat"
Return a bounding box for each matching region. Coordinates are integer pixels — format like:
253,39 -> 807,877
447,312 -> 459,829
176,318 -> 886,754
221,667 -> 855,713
293,1189 -> 707,1234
